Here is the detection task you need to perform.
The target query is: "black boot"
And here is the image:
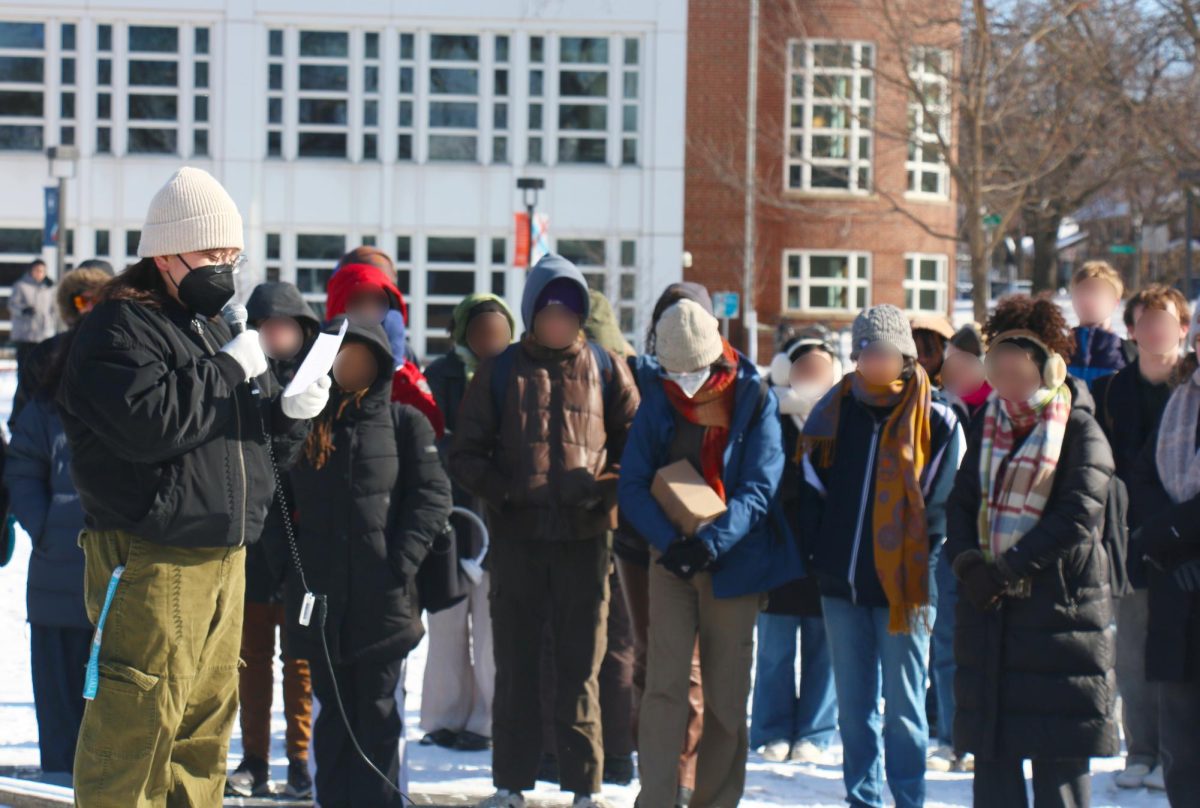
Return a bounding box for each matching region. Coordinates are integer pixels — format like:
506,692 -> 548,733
284,758 -> 312,798
225,756 -> 270,797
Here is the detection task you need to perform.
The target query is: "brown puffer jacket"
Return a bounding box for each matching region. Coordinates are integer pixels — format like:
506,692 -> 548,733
449,331 -> 639,542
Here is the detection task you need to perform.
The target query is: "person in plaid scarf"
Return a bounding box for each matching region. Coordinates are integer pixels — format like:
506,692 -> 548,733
945,295 -> 1118,808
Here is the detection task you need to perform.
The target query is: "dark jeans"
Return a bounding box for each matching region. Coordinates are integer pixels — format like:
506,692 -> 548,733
311,657 -> 406,808
30,624 -> 91,774
490,534 -> 610,795
1160,679 -> 1200,806
974,757 -> 1090,808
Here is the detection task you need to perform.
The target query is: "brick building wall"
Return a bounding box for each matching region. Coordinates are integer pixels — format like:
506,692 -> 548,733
685,0 -> 958,359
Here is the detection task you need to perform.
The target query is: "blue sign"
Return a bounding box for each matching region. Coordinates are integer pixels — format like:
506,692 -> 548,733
43,186 -> 59,248
712,291 -> 740,319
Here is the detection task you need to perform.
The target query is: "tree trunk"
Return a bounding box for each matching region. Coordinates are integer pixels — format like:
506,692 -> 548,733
969,219 -> 989,323
1029,211 -> 1063,294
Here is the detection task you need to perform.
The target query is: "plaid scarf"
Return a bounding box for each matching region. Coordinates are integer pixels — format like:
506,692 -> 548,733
978,384 -> 1071,559
803,366 -> 934,634
1155,365 -> 1200,505
663,341 -> 740,502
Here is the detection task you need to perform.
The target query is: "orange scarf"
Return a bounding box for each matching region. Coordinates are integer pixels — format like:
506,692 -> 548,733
802,367 -> 934,633
662,341 -> 740,502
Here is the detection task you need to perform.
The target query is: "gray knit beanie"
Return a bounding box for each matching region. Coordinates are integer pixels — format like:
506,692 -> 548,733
138,167 -> 244,257
851,304 -> 917,360
655,299 -> 724,373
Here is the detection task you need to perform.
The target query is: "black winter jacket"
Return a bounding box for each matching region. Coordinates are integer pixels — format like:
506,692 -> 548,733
765,414 -> 822,617
424,351 -> 484,560
945,381 -> 1118,759
286,319 -> 453,665
58,295 -> 308,548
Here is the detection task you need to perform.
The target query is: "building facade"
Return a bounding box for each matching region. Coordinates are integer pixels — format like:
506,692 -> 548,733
684,0 -> 958,360
0,0 -> 686,355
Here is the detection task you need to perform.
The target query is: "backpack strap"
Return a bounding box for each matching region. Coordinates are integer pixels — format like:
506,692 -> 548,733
587,341 -> 614,407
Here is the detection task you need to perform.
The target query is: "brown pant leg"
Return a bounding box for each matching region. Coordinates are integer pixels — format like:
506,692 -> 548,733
238,602 -> 276,762
680,641 -> 704,792
276,603 -> 312,762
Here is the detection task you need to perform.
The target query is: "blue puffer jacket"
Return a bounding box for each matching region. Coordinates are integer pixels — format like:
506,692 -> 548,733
1068,326 -> 1127,386
618,353 -> 805,599
800,385 -> 963,608
5,395 -> 90,629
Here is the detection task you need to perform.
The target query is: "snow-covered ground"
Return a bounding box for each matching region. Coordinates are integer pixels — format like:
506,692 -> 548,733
0,362 -> 1170,807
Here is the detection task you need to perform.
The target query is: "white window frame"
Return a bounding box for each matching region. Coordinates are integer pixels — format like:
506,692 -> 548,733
0,20 -> 47,152
396,31 -> 415,160
426,32 -> 481,163
294,29 -> 352,159
293,232 -> 346,309
424,234 -> 480,354
122,23 -> 194,157
903,253 -> 949,313
782,249 -> 872,313
554,35 -> 612,166
785,39 -> 874,194
906,46 -> 950,199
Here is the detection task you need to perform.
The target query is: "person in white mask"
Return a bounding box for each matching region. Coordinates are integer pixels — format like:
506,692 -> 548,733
750,329 -> 843,764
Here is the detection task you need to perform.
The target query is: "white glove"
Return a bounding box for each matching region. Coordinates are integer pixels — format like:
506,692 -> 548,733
282,375 -> 331,420
219,330 -> 268,381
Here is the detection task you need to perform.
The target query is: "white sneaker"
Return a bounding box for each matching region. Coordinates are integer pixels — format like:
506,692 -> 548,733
476,791 -> 526,808
789,740 -> 833,764
1115,762 -> 1152,789
571,795 -> 612,808
759,739 -> 791,762
927,745 -> 956,772
951,751 -> 975,773
1145,765 -> 1166,790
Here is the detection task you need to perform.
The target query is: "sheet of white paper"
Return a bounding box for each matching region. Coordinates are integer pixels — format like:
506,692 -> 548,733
284,318 -> 348,397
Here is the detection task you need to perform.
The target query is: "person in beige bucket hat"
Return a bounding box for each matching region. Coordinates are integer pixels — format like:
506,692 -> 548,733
57,167 -> 329,806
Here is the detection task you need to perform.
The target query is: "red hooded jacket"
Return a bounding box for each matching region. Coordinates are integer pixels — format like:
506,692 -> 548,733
325,263 -> 445,437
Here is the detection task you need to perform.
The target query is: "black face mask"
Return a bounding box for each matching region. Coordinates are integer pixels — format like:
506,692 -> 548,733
172,255 -> 236,318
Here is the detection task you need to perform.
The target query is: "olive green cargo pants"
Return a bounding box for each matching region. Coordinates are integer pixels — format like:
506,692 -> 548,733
73,529 -> 245,808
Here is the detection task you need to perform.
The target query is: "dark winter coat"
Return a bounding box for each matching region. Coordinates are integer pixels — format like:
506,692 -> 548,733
286,319 -> 453,665
945,380 -> 1119,759
243,282 -> 320,603
58,295 -> 309,548
765,413 -> 822,616
799,385 -> 962,608
1067,325 -> 1126,386
5,394 -> 90,629
1092,360 -> 1171,589
424,350 -> 484,561
618,353 -> 805,599
1129,426 -> 1200,684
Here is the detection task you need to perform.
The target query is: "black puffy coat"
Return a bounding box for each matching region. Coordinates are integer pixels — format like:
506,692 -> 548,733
286,319 -> 452,665
945,380 -> 1118,759
765,414 -> 821,617
58,295 -> 308,548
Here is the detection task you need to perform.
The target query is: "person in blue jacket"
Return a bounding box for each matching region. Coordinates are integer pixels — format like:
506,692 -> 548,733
5,266 -> 111,780
799,304 -> 963,808
619,298 -> 803,808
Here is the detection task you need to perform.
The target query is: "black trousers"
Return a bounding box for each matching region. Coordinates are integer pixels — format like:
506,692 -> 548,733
311,657 -> 405,808
974,757 -> 1090,808
30,625 -> 91,774
1160,680 -> 1200,806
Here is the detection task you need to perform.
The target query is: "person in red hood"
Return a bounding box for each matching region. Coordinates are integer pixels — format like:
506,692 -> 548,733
326,248 -> 445,437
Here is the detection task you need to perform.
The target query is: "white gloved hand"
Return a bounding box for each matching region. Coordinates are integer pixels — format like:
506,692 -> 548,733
282,375 -> 331,420
219,330 -> 269,381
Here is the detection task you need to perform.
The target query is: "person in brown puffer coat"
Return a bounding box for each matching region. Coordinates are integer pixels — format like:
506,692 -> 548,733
450,254 -> 639,808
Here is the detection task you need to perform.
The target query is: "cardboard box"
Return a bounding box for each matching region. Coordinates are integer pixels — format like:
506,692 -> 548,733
651,459 -> 727,537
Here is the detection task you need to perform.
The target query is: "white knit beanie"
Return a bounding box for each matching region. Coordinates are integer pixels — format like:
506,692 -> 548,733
137,167 -> 244,257
655,299 -> 724,373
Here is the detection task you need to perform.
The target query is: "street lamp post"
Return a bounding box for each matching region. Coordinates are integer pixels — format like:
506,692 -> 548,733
47,145 -> 79,279
516,177 -> 545,270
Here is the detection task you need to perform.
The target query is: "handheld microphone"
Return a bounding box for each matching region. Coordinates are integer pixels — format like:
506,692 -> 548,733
221,302 -> 260,395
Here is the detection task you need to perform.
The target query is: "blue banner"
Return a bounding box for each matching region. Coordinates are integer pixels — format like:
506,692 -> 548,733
43,186 -> 59,248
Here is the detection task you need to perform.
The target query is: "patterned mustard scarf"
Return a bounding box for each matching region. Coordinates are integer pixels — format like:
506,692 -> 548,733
803,366 -> 934,634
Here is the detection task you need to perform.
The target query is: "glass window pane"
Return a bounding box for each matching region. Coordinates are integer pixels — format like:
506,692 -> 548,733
811,165 -> 850,189
492,271 -> 506,295
128,94 -> 177,120
808,285 -> 847,309
529,69 -> 543,97
622,106 -> 636,132
362,132 -> 377,159
399,67 -> 413,93
530,36 -> 544,63
856,288 -> 867,308
61,57 -> 75,85
787,286 -> 800,310
494,69 -> 508,95
813,43 -> 853,68
127,127 -> 178,153
269,29 -> 283,57
98,59 -> 111,85
0,22 -> 43,49
428,270 -> 475,295
428,237 -> 476,263
495,35 -> 509,62
0,124 -> 42,150
266,232 -> 281,260
268,63 -> 282,90
364,65 -> 378,92
364,99 -> 378,126
398,100 -> 413,126
95,229 -> 109,255
365,32 -> 379,59
809,256 -> 848,278
430,35 -> 479,61
559,137 -> 607,164
267,130 -> 281,156
193,129 -> 208,156
400,33 -> 414,60
397,133 -> 412,159
493,102 -> 508,128
527,135 -> 542,163
0,57 -> 43,83
297,131 -> 347,157
298,98 -> 347,124
919,289 -> 938,310
529,102 -> 542,129
60,92 -> 74,117
621,240 -> 635,266
620,273 -> 635,299
429,68 -> 478,95
491,238 -> 506,263
95,126 -> 110,153
811,104 -> 848,129
921,172 -> 940,194
295,267 -> 334,293
299,64 -> 347,91
97,24 -> 111,52
857,256 -> 868,278
560,37 -> 608,64
623,72 -> 637,99
556,239 -> 605,266
124,230 -> 140,255
559,71 -> 608,97
621,138 -> 636,165
813,74 -> 851,99
267,96 -> 281,124
624,38 -> 639,65
558,104 -> 606,131
128,60 -> 177,87
61,23 -> 76,51
128,26 -> 178,53
428,134 -> 476,161
920,259 -> 940,281
492,135 -> 507,163
299,31 -> 348,57
0,90 -> 43,116
195,28 -> 209,55
194,61 -> 208,89
430,100 -> 477,128
297,234 -> 345,259
812,135 -> 847,158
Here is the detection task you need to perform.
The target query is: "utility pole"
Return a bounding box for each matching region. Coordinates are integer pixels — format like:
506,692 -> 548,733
741,0 -> 760,362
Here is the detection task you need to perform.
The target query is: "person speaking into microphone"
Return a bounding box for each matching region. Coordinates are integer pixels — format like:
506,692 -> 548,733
57,167 -> 330,806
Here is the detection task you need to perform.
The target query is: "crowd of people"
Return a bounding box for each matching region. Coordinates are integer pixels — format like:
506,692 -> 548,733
2,165 -> 1199,808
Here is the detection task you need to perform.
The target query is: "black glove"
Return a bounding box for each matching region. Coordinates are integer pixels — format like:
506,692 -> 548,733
658,538 -> 714,580
953,549 -> 1005,612
1173,557 -> 1200,592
